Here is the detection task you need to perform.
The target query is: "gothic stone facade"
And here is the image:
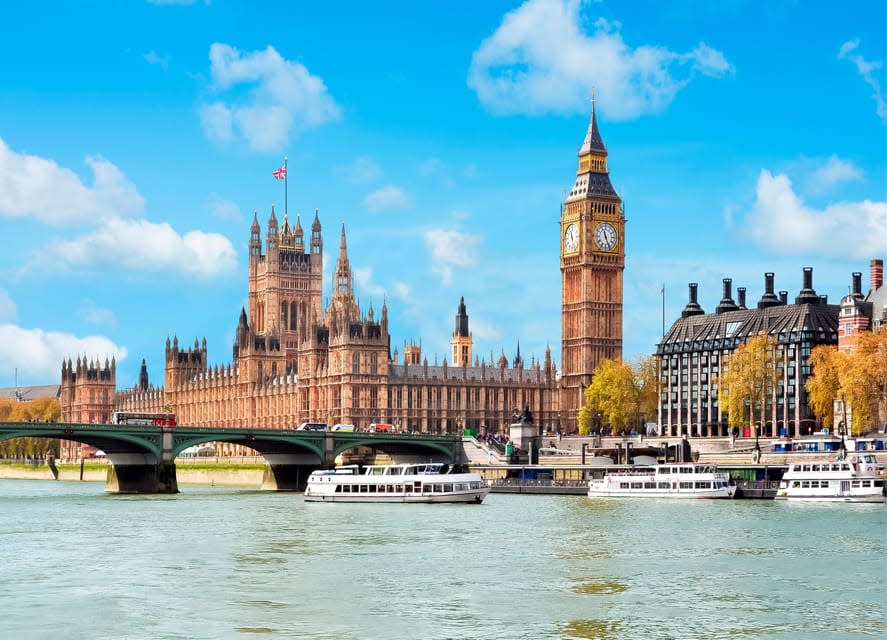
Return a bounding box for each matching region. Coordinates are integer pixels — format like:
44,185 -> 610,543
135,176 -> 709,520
60,211 -> 558,458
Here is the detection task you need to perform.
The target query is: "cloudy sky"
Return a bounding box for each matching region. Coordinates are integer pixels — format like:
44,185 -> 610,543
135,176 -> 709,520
1,0 -> 884,387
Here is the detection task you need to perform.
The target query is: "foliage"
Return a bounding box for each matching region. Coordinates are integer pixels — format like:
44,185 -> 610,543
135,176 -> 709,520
577,357 -> 658,436
806,346 -> 844,429
806,327 -> 887,435
718,334 -> 779,430
0,397 -> 62,458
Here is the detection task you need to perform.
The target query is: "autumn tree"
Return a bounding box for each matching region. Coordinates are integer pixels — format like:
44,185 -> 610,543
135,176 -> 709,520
806,345 -> 844,430
0,397 -> 62,458
718,334 -> 779,432
577,357 -> 658,436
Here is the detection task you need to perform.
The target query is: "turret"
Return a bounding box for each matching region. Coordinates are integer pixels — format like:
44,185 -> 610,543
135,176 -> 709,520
310,208 -> 322,255
249,210 -> 262,257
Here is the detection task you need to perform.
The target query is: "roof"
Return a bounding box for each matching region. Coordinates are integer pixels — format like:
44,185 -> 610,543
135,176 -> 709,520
388,364 -> 548,385
0,384 -> 60,401
658,302 -> 839,354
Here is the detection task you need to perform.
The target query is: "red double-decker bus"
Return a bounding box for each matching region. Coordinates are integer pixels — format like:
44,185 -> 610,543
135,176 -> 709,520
111,411 -> 177,426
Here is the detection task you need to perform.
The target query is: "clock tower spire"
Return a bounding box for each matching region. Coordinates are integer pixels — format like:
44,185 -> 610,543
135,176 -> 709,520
559,96 -> 625,432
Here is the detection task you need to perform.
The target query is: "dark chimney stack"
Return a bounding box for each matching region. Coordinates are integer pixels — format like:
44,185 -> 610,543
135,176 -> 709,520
681,282 -> 705,318
737,287 -> 747,309
716,278 -> 739,314
852,272 -> 863,298
779,291 -> 788,305
758,272 -> 780,309
819,295 -> 828,304
795,266 -> 820,304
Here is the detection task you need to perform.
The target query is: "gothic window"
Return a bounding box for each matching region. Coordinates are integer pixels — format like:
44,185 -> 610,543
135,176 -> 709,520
370,353 -> 378,375
352,353 -> 360,375
281,302 -> 288,328
290,302 -> 297,331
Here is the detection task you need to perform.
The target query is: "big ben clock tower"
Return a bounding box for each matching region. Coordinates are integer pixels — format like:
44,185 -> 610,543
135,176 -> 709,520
560,97 -> 625,432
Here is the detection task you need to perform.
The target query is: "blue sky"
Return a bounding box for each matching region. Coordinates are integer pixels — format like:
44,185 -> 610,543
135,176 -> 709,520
1,0 -> 884,388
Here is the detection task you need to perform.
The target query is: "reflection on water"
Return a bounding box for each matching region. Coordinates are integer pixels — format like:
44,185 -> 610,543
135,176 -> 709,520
570,577 -> 627,595
0,482 -> 883,640
558,618 -> 620,640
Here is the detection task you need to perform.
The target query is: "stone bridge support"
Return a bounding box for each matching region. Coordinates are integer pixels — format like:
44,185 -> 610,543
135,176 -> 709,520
105,453 -> 178,494
260,454 -> 323,491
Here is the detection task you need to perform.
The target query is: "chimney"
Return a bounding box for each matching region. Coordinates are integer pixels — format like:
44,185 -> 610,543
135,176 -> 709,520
779,291 -> 788,305
737,287 -> 747,309
795,266 -> 820,304
819,295 -> 828,304
716,278 -> 739,314
681,283 -> 705,318
852,272 -> 863,298
758,272 -> 780,308
872,259 -> 884,291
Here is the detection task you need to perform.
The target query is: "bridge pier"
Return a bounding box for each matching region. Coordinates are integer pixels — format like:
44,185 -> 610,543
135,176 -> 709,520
105,454 -> 178,494
260,454 -> 322,491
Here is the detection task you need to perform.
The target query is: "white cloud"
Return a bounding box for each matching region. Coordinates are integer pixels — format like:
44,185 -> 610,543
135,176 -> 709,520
0,138 -> 145,225
353,266 -> 387,300
143,50 -> 170,71
44,216 -> 237,278
839,39 -> 887,122
0,289 -> 16,322
808,155 -> 863,195
347,156 -> 382,184
79,300 -> 117,329
742,169 -> 887,259
199,43 -> 341,151
424,229 -> 481,286
0,323 -> 126,384
364,185 -> 411,212
207,192 -> 241,221
468,317 -> 503,343
468,0 -> 733,118
392,281 -> 410,301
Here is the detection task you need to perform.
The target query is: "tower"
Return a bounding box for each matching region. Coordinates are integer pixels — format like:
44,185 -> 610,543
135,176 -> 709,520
451,297 -> 473,367
560,96 -> 625,431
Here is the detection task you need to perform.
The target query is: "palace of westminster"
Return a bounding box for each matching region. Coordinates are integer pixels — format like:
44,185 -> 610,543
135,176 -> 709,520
58,106 -> 885,458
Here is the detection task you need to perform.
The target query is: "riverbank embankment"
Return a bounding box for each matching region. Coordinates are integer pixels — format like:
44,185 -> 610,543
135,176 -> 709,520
0,461 -> 265,486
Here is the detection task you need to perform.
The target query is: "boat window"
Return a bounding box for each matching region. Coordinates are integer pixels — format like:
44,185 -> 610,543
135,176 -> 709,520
658,482 -> 669,489
862,480 -> 871,487
695,482 -> 711,489
630,482 -> 643,489
812,465 -> 821,472
335,485 -> 342,492
875,480 -> 884,487
680,482 -> 693,489
802,465 -> 811,472
643,482 -> 656,489
852,481 -> 860,487
659,468 -> 670,474
791,481 -> 800,488
359,484 -> 369,493
801,481 -> 810,488
433,484 -> 443,493
619,482 -> 630,489
444,483 -> 454,492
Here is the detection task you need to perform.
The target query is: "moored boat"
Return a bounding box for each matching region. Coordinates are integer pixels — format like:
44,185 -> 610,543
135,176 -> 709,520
587,463 -> 736,499
774,453 -> 885,503
304,462 -> 490,503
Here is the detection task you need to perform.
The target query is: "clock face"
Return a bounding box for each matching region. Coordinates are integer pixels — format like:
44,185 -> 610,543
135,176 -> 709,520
563,223 -> 579,252
594,222 -> 618,251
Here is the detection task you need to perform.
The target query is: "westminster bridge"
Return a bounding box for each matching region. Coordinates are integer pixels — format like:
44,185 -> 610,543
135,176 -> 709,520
0,422 -> 468,494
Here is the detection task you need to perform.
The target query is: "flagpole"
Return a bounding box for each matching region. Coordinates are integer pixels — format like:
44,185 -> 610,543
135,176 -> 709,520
284,156 -> 288,216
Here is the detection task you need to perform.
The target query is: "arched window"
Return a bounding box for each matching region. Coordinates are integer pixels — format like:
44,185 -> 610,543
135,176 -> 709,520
370,353 -> 378,375
353,353 -> 360,374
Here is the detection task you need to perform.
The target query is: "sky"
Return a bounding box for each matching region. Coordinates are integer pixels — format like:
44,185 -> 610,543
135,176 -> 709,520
1,0 -> 885,389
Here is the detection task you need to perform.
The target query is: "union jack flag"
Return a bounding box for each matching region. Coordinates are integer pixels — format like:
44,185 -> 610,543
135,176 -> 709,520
272,165 -> 286,180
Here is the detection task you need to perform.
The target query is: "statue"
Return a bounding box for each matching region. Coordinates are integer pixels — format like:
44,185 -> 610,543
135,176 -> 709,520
520,404 -> 534,424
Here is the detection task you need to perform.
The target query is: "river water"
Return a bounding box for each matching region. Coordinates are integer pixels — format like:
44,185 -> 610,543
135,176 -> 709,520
1,480 -> 884,640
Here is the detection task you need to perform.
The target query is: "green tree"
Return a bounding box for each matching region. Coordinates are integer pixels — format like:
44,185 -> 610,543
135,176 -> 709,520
718,334 -> 779,432
0,397 -> 61,458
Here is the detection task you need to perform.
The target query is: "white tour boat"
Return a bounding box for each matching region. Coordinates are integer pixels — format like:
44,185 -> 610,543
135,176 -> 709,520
304,462 -> 491,503
587,463 -> 737,499
775,453 -> 885,503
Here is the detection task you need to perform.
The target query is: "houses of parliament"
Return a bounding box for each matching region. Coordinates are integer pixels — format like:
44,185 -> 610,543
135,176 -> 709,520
59,105 -> 626,455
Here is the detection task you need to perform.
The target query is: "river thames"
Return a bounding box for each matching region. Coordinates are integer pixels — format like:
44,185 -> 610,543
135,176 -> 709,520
1,479 -> 884,639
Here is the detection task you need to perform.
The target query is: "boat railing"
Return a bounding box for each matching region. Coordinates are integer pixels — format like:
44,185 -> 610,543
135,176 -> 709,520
491,478 -> 588,488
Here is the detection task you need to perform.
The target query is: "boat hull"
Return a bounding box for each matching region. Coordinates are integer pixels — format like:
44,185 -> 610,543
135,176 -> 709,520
774,492 -> 884,503
304,489 -> 489,504
587,488 -> 736,499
